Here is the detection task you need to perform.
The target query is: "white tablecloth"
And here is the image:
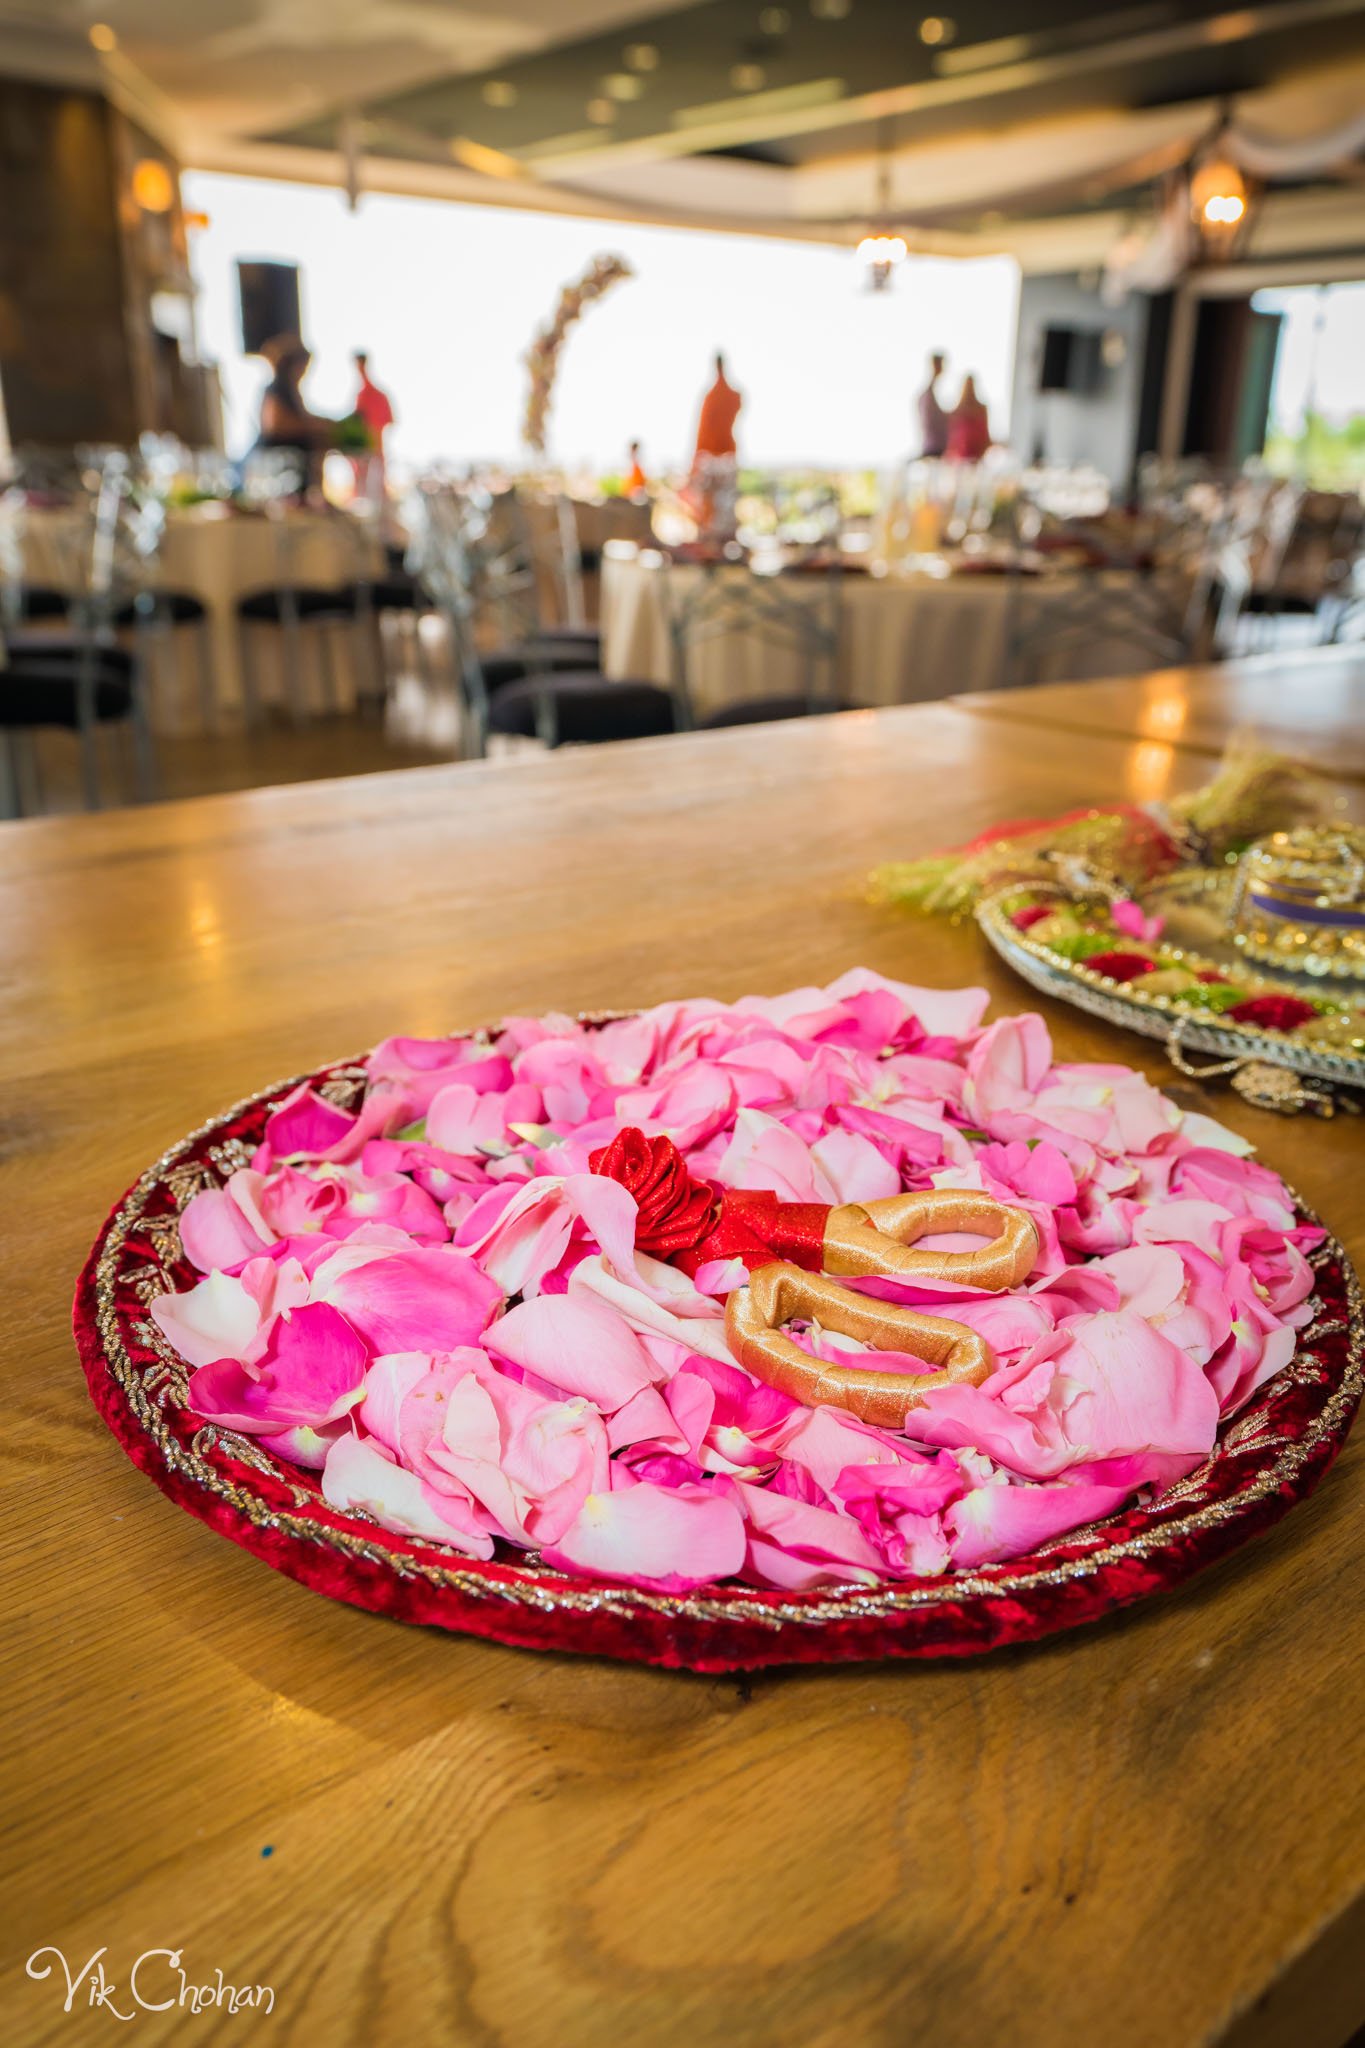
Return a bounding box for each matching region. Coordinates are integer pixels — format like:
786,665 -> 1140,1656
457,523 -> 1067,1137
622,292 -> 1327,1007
601,552 -> 1182,716
16,506 -> 384,732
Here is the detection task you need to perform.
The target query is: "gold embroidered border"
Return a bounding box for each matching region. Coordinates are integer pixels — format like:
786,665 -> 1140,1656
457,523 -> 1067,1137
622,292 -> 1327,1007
90,1052 -> 1365,1635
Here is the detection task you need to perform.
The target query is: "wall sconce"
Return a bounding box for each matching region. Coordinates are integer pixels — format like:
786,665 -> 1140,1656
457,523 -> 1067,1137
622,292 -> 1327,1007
131,159 -> 175,215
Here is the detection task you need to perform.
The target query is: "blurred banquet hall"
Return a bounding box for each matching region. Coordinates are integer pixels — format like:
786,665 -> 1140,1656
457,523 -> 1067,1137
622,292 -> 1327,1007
0,0 -> 1361,810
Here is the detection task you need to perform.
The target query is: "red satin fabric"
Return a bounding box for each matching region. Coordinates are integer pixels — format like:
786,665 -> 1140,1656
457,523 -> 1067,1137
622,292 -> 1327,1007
676,1192 -> 830,1277
589,1127 -> 831,1275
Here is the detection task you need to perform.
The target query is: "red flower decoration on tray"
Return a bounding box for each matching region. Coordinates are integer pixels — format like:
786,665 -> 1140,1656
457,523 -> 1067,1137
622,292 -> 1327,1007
1010,904 -> 1053,931
1227,994 -> 1319,1032
1083,951 -> 1157,983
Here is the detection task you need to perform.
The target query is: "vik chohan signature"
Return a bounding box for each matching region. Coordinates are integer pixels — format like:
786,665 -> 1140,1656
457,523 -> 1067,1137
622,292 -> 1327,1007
26,1946 -> 274,2020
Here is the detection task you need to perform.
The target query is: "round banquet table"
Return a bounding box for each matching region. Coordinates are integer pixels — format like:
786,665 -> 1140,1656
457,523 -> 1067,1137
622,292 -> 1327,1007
601,549 -> 1181,716
16,504 -> 385,732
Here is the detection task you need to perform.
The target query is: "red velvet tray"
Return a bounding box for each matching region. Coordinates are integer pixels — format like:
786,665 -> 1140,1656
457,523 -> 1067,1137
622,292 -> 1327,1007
73,1056 -> 1363,1671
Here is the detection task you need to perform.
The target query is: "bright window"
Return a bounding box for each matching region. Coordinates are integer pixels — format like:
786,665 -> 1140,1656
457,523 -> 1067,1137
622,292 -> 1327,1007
183,170 -> 1020,474
1252,280 -> 1365,489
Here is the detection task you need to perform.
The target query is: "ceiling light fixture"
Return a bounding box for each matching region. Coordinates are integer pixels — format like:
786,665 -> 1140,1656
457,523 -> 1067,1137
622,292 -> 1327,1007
481,80 -> 518,108
601,72 -> 644,100
918,15 -> 955,44
623,42 -> 660,72
586,98 -> 617,125
856,232 -> 908,286
1188,112 -> 1254,260
760,6 -> 791,31
811,0 -> 852,19
857,125 -> 907,291
730,63 -> 767,91
88,22 -> 117,51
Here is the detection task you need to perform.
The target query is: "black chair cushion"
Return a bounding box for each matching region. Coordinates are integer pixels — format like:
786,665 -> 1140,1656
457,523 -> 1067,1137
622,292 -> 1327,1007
1243,591 -> 1318,616
485,672 -> 677,746
114,589 -> 207,626
237,585 -> 357,623
537,627 -> 600,649
368,576 -> 427,612
2,663 -> 133,727
4,631 -> 134,677
699,696 -> 836,729
480,640 -> 605,691
13,587 -> 71,621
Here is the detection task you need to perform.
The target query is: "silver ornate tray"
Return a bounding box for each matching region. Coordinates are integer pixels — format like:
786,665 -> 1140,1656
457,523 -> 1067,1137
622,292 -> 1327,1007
977,890 -> 1365,1095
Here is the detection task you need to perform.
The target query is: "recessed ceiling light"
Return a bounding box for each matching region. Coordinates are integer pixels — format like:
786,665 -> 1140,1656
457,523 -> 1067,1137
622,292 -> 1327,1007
811,0 -> 851,19
759,5 -> 791,30
623,42 -> 660,72
88,21 -> 117,51
918,15 -> 955,44
730,63 -> 767,91
586,98 -> 617,125
481,79 -> 518,108
601,72 -> 644,101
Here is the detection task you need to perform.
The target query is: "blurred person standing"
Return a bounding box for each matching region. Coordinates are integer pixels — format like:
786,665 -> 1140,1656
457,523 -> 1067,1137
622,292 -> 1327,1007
917,351 -> 949,458
686,353 -> 742,535
692,353 -> 742,466
946,373 -> 992,463
351,350 -> 395,501
253,334 -> 334,491
623,438 -> 647,498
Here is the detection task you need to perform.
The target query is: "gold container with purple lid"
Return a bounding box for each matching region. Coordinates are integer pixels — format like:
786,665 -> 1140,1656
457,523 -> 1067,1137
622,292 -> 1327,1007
1228,826 -> 1365,982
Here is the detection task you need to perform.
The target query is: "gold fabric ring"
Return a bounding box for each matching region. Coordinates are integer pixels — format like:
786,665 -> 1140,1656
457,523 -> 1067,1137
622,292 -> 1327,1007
722,1193 -> 1038,1428
824,1189 -> 1038,1290
725,1263 -> 992,1430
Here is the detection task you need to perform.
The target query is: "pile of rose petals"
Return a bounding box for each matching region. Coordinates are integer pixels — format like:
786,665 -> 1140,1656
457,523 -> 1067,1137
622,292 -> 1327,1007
152,972 -> 1320,1593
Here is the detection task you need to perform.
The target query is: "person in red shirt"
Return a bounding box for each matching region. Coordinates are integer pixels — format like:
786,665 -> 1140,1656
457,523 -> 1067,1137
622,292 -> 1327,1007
351,350 -> 395,499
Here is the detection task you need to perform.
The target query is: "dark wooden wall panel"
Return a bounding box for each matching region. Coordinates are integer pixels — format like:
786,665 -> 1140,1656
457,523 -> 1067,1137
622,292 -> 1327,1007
0,77 -> 137,446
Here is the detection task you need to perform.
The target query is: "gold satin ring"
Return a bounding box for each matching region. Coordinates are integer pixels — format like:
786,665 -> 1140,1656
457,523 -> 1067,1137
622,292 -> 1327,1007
723,1191 -> 1037,1429
824,1189 -> 1038,1290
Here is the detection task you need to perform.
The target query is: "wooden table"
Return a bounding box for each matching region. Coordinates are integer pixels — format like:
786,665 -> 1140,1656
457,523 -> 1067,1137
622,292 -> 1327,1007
3,672 -> 1363,2048
958,643 -> 1365,782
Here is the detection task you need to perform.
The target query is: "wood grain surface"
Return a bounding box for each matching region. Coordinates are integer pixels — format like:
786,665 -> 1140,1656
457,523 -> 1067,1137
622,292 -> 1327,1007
958,644 -> 1365,781
2,665 -> 1362,2048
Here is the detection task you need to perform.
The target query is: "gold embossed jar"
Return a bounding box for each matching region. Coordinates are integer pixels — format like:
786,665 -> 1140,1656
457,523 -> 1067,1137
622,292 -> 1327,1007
1228,826 -> 1365,981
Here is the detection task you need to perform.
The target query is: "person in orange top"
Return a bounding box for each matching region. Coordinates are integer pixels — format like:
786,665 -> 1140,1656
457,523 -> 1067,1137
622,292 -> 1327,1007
623,438 -> 647,498
693,352 -> 742,462
686,353 -> 742,534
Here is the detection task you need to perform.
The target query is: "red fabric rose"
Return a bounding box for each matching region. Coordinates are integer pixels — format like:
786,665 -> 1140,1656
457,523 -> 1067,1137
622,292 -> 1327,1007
1083,951 -> 1157,983
587,1128 -> 718,1255
589,1129 -> 831,1274
1226,994 -> 1318,1032
1010,905 -> 1052,931
1196,969 -> 1228,984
